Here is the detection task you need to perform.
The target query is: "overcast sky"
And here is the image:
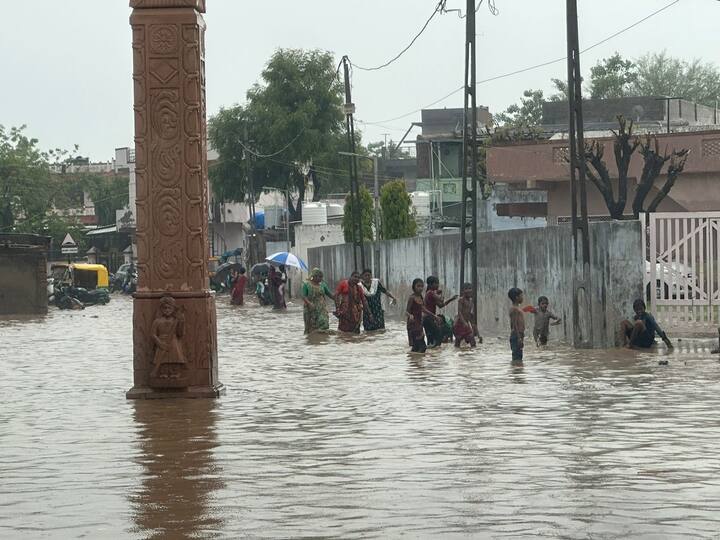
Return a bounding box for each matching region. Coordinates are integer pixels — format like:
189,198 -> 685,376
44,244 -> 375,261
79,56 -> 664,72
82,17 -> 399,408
1,0 -> 717,161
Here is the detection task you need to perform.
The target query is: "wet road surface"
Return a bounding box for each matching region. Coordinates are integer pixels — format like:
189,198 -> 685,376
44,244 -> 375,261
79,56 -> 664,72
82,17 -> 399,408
2,295 -> 720,538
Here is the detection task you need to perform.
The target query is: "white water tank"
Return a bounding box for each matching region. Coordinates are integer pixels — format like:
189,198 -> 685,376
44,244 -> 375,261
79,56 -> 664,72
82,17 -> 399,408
411,191 -> 431,217
302,202 -> 328,225
326,203 -> 344,219
264,205 -> 284,228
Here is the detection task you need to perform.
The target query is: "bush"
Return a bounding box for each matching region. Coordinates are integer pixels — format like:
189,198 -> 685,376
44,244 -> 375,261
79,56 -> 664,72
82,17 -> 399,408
380,180 -> 416,240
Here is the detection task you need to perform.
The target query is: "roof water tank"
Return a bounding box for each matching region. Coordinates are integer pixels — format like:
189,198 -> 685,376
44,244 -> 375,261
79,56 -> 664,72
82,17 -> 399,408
302,202 -> 328,225
254,211 -> 265,229
411,191 -> 431,217
326,203 -> 344,219
264,205 -> 284,228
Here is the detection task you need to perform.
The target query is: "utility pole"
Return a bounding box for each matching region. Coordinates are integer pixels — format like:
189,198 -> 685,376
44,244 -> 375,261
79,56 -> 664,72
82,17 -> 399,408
566,0 -> 592,348
373,155 -> 380,241
342,55 -> 365,271
244,125 -> 258,267
381,133 -> 390,159
460,0 -> 479,322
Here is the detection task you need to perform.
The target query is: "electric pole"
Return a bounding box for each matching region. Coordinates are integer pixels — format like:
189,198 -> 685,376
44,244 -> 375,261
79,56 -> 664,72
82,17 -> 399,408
342,55 -> 365,271
460,0 -> 479,324
244,124 -> 258,267
566,0 -> 593,348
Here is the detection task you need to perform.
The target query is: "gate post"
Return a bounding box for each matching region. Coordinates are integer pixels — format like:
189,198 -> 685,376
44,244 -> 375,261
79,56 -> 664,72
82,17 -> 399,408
126,0 -> 224,399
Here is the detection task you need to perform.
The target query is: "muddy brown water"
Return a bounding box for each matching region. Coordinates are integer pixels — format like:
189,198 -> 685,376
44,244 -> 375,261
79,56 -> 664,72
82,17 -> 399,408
1,295 -> 720,538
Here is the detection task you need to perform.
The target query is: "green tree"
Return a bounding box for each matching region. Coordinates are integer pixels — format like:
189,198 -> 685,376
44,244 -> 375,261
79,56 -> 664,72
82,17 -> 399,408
494,89 -> 545,128
632,51 -> 720,106
367,140 -> 411,159
342,186 -> 374,243
380,180 -> 416,240
588,53 -> 638,99
0,125 -> 54,231
209,49 -> 353,220
82,174 -> 129,226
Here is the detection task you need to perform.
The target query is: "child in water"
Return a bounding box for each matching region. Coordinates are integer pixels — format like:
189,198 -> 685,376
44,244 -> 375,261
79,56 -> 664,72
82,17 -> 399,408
620,298 -> 673,349
532,295 -> 561,346
423,276 -> 458,348
406,278 -> 442,353
508,287 -> 525,362
453,283 -> 479,348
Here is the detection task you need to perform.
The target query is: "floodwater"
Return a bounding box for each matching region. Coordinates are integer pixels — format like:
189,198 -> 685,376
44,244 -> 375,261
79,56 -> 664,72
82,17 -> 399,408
2,295 -> 720,539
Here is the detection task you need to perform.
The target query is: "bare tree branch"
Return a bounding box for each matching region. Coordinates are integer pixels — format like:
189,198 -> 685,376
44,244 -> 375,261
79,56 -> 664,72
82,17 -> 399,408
612,116 -> 639,218
633,136 -> 671,217
647,149 -> 690,212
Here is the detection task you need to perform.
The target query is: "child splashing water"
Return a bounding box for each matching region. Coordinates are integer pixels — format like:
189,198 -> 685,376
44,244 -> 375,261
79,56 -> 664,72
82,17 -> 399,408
532,295 -> 561,346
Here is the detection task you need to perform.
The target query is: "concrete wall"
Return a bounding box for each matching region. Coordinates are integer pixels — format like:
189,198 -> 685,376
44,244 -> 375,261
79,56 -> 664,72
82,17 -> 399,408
293,222 -> 345,290
308,220 -> 643,348
542,97 -> 718,126
0,244 -> 49,315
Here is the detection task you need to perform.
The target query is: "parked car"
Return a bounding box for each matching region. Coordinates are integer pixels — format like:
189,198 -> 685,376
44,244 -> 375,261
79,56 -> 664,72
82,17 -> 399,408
645,260 -> 696,300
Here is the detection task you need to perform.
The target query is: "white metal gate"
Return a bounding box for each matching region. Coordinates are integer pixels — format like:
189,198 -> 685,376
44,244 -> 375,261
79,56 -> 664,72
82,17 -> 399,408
645,212 -> 720,332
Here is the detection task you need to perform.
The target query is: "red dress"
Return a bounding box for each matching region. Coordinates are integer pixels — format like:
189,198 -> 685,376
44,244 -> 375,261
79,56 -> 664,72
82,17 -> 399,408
336,280 -> 364,333
231,275 -> 247,305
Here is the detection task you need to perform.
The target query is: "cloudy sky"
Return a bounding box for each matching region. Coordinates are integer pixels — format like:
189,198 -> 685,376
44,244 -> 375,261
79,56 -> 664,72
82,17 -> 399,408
1,0 -> 717,160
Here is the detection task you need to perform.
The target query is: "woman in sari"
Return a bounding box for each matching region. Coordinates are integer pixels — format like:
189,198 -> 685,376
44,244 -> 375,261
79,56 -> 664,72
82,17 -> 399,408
335,271 -> 372,333
302,268 -> 335,334
360,268 -> 395,331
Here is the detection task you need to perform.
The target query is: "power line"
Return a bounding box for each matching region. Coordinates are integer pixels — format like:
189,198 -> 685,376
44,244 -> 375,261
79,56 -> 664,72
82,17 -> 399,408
363,0 -> 680,124
350,0 -> 446,72
237,130 -> 305,159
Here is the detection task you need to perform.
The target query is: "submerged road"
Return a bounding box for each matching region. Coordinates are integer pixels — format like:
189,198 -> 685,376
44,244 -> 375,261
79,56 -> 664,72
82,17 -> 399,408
1,295 -> 719,538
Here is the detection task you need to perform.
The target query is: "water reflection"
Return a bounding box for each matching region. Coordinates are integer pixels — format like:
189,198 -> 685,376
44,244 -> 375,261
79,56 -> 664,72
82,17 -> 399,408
129,400 -> 223,539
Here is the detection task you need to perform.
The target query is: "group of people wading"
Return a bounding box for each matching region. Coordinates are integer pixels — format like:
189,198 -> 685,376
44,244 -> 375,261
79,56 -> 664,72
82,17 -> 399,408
232,265 -> 482,353
301,269 -> 396,335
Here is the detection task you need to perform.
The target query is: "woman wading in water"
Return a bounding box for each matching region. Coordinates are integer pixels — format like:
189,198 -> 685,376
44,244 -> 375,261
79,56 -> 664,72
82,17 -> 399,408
302,268 -> 335,334
335,271 -> 372,333
360,268 -> 396,331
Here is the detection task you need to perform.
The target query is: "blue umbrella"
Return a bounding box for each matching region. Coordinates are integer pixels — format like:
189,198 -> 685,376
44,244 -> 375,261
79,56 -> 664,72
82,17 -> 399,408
265,251 -> 309,272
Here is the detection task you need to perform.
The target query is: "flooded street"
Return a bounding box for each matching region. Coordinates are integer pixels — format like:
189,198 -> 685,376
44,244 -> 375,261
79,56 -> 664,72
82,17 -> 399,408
2,295 -> 720,538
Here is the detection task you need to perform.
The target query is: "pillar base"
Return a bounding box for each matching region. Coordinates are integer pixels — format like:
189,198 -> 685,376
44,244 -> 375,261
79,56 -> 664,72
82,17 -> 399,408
126,383 -> 225,400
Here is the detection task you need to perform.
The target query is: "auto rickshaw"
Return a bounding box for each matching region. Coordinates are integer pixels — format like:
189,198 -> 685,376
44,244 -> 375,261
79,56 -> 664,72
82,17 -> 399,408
56,263 -> 111,306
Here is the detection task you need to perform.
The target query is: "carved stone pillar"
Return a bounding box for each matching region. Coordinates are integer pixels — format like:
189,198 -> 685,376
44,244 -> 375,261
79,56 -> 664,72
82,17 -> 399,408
126,0 -> 224,399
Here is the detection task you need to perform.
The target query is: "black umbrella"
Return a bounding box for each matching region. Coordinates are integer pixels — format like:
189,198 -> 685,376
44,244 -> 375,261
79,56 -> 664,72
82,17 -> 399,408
250,263 -> 271,277
211,262 -> 245,287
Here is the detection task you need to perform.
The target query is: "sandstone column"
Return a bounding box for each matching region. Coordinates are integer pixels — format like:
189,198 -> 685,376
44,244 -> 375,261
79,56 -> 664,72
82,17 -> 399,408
126,0 -> 224,399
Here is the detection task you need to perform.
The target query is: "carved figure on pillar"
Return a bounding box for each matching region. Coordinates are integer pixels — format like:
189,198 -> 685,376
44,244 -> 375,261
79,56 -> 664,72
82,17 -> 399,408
127,0 -> 223,398
150,296 -> 187,385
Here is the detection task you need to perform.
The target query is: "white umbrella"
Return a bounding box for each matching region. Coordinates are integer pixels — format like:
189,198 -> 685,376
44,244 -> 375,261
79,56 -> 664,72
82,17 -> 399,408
265,251 -> 309,272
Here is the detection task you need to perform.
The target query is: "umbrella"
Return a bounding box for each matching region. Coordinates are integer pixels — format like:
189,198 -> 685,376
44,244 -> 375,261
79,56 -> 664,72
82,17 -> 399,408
211,262 -> 245,287
265,251 -> 309,272
250,262 -> 271,277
